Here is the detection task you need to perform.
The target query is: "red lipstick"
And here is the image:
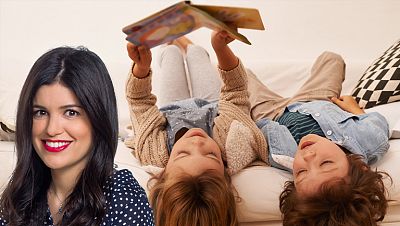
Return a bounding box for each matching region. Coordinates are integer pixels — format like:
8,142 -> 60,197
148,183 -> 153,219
43,140 -> 71,152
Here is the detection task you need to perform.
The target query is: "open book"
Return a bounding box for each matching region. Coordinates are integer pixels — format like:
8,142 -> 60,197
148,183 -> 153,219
122,1 -> 265,48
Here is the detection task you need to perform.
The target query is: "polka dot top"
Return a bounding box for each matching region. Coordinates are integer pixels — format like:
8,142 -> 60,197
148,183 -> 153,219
0,169 -> 154,226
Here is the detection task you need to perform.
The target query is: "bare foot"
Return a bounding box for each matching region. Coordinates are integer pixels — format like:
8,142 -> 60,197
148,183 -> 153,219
173,36 -> 193,53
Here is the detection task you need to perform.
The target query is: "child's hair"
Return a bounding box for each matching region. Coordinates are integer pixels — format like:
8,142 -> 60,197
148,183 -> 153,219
149,169 -> 239,226
279,154 -> 391,226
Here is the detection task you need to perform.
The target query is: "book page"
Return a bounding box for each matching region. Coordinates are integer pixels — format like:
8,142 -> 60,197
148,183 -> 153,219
122,1 -> 263,48
193,4 -> 265,30
184,5 -> 251,45
124,2 -> 203,48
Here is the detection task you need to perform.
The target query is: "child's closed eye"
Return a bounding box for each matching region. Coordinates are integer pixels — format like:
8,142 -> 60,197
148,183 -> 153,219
207,151 -> 219,159
320,160 -> 333,166
296,169 -> 306,176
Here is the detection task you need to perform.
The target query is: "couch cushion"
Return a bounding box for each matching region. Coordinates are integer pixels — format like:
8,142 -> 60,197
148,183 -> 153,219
365,101 -> 400,139
351,39 -> 400,109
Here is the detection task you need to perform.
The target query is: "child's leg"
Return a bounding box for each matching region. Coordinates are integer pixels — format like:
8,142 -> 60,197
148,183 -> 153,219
289,51 -> 345,104
153,45 -> 190,107
186,44 -> 221,102
247,68 -> 290,121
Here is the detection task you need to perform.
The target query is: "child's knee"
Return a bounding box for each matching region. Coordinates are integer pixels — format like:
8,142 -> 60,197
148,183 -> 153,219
318,51 -> 345,67
161,45 -> 182,58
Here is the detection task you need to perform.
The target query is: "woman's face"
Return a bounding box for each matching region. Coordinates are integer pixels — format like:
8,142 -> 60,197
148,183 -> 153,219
166,128 -> 224,177
32,82 -> 92,173
293,134 -> 349,196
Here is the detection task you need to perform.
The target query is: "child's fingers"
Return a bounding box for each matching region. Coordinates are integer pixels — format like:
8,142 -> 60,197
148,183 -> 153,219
331,96 -> 340,103
138,46 -> 152,64
127,43 -> 139,61
213,30 -> 234,46
331,96 -> 345,107
220,30 -> 235,44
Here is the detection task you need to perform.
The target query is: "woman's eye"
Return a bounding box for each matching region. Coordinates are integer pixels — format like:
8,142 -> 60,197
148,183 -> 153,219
65,109 -> 80,117
33,110 -> 47,118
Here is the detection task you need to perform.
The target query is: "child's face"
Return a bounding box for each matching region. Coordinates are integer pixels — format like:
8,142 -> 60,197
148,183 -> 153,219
293,134 -> 349,196
166,128 -> 224,177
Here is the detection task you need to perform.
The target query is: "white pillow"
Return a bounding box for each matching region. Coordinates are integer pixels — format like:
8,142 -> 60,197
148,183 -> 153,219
364,101 -> 400,139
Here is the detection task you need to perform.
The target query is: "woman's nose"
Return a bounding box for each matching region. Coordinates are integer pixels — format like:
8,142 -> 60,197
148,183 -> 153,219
46,116 -> 63,136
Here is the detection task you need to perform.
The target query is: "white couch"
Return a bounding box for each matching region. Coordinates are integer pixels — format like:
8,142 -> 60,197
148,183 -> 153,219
1,1 -> 400,225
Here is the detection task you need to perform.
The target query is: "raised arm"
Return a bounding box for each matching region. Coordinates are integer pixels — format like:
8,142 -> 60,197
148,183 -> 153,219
125,43 -> 169,167
211,30 -> 239,71
211,31 -> 250,115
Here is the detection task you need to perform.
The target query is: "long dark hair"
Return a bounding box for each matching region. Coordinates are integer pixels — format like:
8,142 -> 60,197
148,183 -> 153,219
0,46 -> 118,226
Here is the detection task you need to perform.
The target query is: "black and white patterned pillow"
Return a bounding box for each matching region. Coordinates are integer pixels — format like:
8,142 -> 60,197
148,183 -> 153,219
351,39 -> 400,109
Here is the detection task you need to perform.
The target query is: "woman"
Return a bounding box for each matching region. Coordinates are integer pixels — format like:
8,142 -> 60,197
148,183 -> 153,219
0,46 -> 154,226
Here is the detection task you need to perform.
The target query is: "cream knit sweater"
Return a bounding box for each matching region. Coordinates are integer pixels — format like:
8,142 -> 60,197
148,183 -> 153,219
125,61 -> 269,175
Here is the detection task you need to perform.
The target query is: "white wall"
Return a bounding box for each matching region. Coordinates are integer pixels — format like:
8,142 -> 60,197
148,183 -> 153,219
1,0 -> 400,131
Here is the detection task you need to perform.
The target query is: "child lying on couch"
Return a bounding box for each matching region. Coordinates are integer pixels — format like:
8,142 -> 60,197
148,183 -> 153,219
247,51 -> 392,225
124,31 -> 268,226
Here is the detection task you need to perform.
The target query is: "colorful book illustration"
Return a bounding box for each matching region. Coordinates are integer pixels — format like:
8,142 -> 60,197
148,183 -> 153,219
122,1 -> 265,48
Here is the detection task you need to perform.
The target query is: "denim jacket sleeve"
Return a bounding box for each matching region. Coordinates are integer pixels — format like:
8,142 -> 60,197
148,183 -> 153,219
292,101 -> 390,165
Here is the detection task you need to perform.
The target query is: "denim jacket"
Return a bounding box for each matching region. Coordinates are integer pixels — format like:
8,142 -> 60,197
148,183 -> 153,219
257,100 -> 390,172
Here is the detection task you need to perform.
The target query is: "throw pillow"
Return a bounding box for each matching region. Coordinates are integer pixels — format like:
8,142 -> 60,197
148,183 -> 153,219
351,39 -> 400,109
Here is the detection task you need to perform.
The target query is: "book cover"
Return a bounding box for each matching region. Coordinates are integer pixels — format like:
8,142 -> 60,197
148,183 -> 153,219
122,1 -> 264,48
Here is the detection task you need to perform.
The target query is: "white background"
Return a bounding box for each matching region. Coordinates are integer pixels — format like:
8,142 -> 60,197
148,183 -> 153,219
1,0 -> 400,129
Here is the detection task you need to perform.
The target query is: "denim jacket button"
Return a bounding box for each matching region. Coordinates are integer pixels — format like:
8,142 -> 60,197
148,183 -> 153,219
326,130 -> 332,136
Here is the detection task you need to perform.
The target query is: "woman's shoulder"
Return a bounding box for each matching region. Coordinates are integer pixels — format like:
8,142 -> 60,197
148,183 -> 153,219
0,209 -> 7,225
102,169 -> 154,225
0,216 -> 6,226
104,169 -> 143,192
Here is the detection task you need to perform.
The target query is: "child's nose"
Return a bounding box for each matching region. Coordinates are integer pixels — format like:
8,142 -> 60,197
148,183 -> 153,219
303,149 -> 316,161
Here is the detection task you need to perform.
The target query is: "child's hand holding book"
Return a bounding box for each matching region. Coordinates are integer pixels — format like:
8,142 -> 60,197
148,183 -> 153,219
127,43 -> 151,78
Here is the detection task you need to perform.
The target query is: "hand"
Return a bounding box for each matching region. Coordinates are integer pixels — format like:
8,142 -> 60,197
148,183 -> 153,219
331,96 -> 365,115
211,28 -> 239,71
127,43 -> 152,78
211,30 -> 235,51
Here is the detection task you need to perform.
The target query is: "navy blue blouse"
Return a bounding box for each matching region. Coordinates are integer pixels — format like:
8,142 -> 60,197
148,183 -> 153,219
0,169 -> 154,226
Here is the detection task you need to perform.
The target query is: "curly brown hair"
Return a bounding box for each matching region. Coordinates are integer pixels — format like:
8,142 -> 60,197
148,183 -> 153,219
148,169 -> 238,226
279,154 -> 391,226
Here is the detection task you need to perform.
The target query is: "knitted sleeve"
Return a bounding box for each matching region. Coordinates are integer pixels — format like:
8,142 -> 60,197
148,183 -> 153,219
213,60 -> 269,172
218,60 -> 251,115
125,67 -> 169,167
